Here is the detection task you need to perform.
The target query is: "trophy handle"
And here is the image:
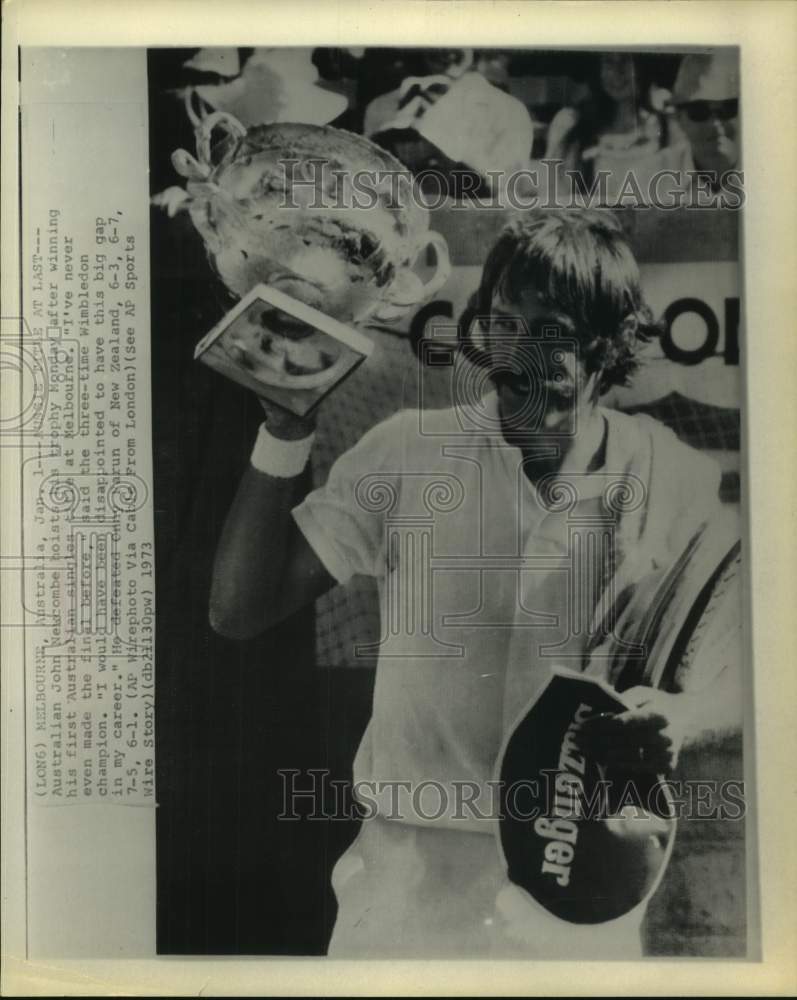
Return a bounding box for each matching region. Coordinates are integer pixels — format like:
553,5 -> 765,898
195,111 -> 248,171
170,108 -> 248,183
370,231 -> 451,324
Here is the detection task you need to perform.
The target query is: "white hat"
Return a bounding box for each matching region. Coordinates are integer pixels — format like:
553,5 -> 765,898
184,48 -> 241,78
671,50 -> 740,104
378,72 -> 533,178
188,47 -> 347,127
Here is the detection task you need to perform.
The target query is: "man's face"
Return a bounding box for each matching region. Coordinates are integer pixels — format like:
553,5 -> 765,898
486,288 -> 599,437
676,99 -> 739,173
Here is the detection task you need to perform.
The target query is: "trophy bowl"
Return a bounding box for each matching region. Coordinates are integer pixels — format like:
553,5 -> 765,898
155,111 -> 451,326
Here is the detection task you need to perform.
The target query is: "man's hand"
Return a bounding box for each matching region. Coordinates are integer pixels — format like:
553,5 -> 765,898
716,132 -> 738,170
258,397 -> 316,441
577,687 -> 698,775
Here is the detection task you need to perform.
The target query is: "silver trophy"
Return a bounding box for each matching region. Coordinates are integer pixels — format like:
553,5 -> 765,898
153,109 -> 451,412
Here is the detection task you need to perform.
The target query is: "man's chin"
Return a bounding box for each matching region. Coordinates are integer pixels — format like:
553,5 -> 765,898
497,384 -> 573,435
696,149 -> 736,176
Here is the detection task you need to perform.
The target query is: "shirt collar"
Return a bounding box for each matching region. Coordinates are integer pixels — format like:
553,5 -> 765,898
481,391 -> 627,501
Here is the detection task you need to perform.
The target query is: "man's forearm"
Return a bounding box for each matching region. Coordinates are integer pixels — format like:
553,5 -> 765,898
209,463 -> 302,638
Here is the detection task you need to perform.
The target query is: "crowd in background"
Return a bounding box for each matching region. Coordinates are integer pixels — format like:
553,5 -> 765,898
175,46 -> 741,205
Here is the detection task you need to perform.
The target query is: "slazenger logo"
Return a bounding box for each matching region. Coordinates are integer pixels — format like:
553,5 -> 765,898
533,701 -> 596,889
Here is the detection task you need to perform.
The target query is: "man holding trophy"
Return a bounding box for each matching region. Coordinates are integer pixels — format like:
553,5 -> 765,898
157,110 -> 742,957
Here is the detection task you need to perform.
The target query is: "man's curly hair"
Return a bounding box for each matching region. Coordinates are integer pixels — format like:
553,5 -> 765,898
460,208 -> 661,394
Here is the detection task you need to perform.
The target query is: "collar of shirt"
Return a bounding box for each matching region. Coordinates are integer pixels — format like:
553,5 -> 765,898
477,392 -> 635,548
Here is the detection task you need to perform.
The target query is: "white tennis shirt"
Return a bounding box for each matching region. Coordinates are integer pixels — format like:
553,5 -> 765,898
291,392 -> 720,956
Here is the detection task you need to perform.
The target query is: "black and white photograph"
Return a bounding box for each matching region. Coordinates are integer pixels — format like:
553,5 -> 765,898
3,2 -> 797,995
149,43 -> 749,959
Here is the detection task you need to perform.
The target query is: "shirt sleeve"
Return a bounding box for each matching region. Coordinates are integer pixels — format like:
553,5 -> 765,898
292,410 -> 407,585
664,442 -> 724,559
638,414 -> 724,565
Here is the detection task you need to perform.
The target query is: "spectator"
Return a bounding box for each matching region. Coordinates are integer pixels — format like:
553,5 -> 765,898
365,49 -> 534,200
643,49 -> 741,206
362,48 -> 474,136
669,50 -> 740,175
543,52 -> 671,203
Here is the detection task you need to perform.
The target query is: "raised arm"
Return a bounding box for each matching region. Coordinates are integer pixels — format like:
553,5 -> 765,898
209,401 -> 335,639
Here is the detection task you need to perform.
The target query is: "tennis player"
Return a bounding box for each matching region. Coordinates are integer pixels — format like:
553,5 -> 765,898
209,208 -> 741,957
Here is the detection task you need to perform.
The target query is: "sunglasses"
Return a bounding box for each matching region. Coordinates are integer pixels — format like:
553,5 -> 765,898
677,99 -> 738,123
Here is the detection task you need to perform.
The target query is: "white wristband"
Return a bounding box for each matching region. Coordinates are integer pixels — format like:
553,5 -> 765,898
250,421 -> 315,478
